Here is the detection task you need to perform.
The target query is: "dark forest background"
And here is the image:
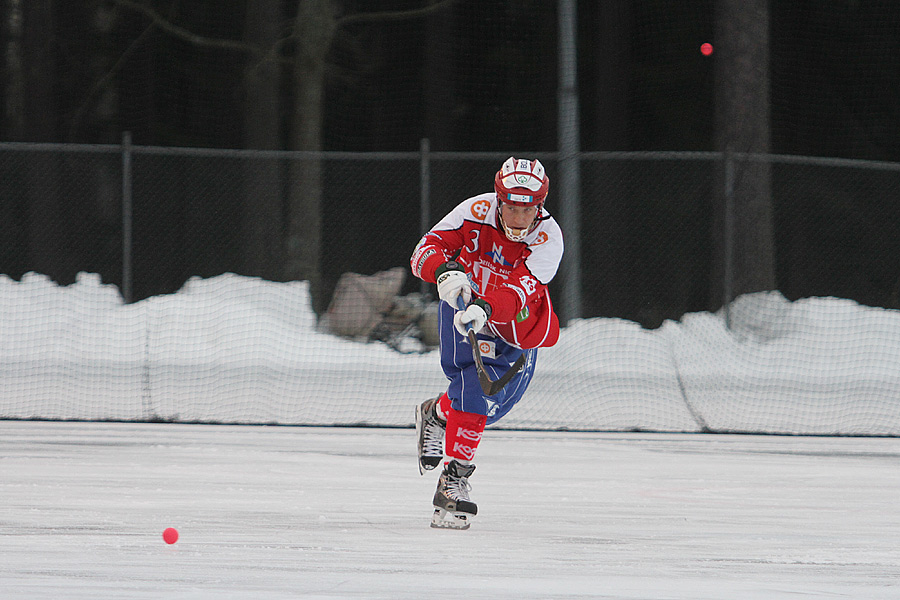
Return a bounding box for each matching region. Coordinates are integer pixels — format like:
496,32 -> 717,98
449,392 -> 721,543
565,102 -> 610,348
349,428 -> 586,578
2,0 -> 900,326
3,1 -> 897,157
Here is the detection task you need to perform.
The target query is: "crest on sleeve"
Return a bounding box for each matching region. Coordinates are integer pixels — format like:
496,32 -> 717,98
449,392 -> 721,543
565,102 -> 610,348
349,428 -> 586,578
519,275 -> 538,295
470,199 -> 491,220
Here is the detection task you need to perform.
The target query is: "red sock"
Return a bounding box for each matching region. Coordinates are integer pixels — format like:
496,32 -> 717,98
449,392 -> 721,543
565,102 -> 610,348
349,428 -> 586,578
444,407 -> 487,464
437,392 -> 452,421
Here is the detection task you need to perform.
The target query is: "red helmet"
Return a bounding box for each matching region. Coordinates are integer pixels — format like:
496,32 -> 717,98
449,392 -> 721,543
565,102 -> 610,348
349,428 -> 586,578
493,157 -> 549,241
494,157 -> 549,206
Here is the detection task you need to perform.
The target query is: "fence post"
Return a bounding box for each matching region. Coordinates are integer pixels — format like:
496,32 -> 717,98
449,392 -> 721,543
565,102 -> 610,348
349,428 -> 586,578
122,131 -> 133,304
558,0 -> 582,323
419,138 -> 431,296
723,148 -> 735,329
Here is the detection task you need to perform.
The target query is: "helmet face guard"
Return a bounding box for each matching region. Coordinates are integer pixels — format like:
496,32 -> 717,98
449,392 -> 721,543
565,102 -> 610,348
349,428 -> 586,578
493,157 -> 549,242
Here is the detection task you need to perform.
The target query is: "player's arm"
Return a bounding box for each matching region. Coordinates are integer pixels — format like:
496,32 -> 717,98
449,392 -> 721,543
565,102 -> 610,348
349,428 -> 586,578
410,229 -> 462,284
412,195 -> 491,284
478,271 -> 544,324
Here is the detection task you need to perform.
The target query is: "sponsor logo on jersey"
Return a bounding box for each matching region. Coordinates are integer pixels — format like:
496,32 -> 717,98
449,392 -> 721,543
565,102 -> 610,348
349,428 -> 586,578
414,248 -> 435,275
470,199 -> 491,220
515,307 -> 530,323
519,275 -> 538,295
485,243 -> 513,266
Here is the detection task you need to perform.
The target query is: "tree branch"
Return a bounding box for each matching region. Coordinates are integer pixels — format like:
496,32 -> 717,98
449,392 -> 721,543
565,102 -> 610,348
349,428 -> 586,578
108,0 -> 265,59
108,0 -> 461,62
68,20 -> 155,140
336,0 -> 460,28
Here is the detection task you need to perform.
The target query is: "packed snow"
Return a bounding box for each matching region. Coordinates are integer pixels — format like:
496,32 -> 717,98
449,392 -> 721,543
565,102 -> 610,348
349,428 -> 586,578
1,271 -> 899,435
2,272 -> 899,599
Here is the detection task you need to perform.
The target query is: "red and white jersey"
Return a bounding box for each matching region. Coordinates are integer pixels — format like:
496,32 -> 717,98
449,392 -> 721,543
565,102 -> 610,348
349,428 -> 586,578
411,192 -> 564,349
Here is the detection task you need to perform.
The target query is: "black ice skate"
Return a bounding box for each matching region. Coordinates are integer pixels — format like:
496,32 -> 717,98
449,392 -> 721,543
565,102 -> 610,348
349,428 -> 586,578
431,460 -> 477,530
415,397 -> 445,475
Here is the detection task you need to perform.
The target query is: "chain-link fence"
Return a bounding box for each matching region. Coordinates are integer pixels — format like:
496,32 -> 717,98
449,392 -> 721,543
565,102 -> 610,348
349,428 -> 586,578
2,141 -> 899,329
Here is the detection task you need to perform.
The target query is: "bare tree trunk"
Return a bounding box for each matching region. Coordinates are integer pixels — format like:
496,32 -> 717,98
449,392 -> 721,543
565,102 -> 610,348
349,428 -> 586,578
21,0 -> 54,140
423,8 -> 456,150
586,0 -> 631,318
0,0 -> 25,274
2,0 -> 25,140
22,0 -> 78,280
242,0 -> 284,281
287,0 -> 334,313
713,0 -> 775,308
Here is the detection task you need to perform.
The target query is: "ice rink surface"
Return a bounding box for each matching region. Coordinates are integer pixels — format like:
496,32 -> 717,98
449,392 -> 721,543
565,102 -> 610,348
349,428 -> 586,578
1,420 -> 898,600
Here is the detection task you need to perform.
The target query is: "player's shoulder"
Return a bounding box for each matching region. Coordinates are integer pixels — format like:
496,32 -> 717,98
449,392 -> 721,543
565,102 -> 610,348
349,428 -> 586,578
526,211 -> 563,253
429,192 -> 496,234
455,192 -> 496,224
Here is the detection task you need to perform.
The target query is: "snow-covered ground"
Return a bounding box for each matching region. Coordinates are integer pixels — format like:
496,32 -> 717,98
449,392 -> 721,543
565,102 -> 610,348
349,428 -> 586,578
2,271 -> 899,435
2,273 -> 898,598
1,421 -> 898,600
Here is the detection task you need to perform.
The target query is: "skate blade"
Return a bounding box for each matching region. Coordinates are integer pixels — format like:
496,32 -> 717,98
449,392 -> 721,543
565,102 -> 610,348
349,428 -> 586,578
430,508 -> 472,530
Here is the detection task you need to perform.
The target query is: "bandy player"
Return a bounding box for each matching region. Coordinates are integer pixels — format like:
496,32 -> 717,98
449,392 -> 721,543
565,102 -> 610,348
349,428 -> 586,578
411,157 -> 564,529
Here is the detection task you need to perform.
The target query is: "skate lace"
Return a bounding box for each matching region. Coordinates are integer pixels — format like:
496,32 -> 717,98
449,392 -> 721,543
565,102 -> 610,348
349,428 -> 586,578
422,410 -> 445,457
446,475 -> 472,501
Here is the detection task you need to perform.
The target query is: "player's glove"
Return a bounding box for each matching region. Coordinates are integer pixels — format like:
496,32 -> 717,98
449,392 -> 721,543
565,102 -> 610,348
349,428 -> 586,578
453,299 -> 491,336
435,260 -> 471,307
